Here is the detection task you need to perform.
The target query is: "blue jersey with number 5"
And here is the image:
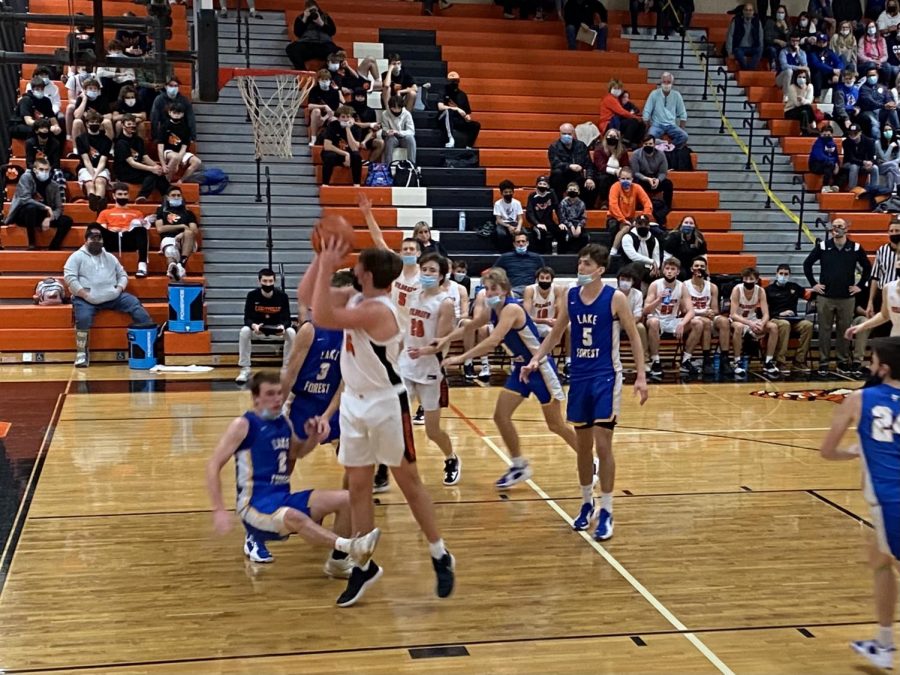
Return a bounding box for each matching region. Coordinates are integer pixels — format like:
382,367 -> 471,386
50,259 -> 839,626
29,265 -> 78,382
568,285 -> 620,382
291,324 -> 343,405
235,411 -> 293,513
859,384 -> 900,505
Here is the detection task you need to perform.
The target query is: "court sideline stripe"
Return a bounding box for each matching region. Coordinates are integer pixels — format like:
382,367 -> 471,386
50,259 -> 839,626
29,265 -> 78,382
448,404 -> 735,675
0,375 -> 72,599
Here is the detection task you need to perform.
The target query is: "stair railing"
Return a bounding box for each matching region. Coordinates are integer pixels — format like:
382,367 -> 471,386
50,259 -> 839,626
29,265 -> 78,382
791,174 -> 807,250
679,27 -> 686,69
741,100 -> 757,169
235,0 -> 250,68
715,65 -> 728,133
761,136 -> 777,208
814,216 -> 830,242
698,36 -> 712,101
235,0 -> 242,55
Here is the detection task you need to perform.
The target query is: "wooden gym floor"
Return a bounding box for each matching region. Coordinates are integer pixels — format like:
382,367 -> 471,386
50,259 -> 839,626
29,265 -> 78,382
0,365 -> 879,673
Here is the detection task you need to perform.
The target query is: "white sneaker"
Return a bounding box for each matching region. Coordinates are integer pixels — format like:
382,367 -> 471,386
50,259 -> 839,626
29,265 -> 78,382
249,9 -> 261,17
445,139 -> 455,148
323,555 -> 354,579
235,367 -> 252,384
346,528 -> 381,568
478,364 -> 491,382
850,640 -> 895,670
733,360 -> 746,378
218,8 -> 227,17
175,262 -> 185,281
166,261 -> 177,281
136,261 -> 148,278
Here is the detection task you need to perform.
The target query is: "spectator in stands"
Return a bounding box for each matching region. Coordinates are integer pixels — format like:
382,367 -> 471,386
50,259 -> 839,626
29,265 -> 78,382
381,54 -> 418,113
607,165 -> 653,232
598,79 -> 644,148
76,109 -> 113,213
10,77 -> 62,140
4,158 -> 72,250
115,12 -> 152,54
64,224 -> 152,368
627,0 -> 648,35
348,86 -> 376,125
809,0 -> 837,32
879,0 -> 900,34
114,114 -> 169,203
150,77 -> 196,144
548,123 -> 597,206
413,222 -> 449,257
381,95 -> 417,164
664,215 -> 707,280
155,185 -> 199,282
71,78 -> 113,141
809,123 -> 841,193
858,19 -> 889,72
592,129 -> 629,208
727,4 -> 764,71
453,260 -> 471,295
831,21 -> 859,73
156,101 -> 202,182
348,88 -> 384,164
642,72 -> 688,148
875,122 -> 900,188
96,39 -> 135,104
94,182 -> 151,277
329,51 -> 372,94
764,6 -> 791,70
725,267 -> 780,377
766,263 -> 814,373
557,182 -> 590,253
25,67 -> 63,129
784,69 -> 819,136
25,119 -> 63,191
525,175 -> 561,254
795,11 -> 819,46
438,72 -> 480,149
563,0 -> 608,50
803,217 -> 872,375
236,269 -> 295,384
617,262 -> 650,364
112,85 -> 147,136
776,33 -> 809,91
321,105 -> 362,187
306,68 -> 343,147
841,122 -> 880,187
809,32 -> 846,97
64,67 -> 90,140
643,256 -> 694,380
618,214 -> 662,283
756,0 -> 778,22
494,179 -> 524,251
494,231 -> 545,296
630,134 -> 674,213
286,1 -> 338,71
833,68 -> 862,131
859,64 -> 900,135
883,24 -> 900,82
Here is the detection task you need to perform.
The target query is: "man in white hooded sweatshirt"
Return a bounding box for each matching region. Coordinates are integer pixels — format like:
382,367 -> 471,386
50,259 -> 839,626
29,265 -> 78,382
63,223 -> 152,367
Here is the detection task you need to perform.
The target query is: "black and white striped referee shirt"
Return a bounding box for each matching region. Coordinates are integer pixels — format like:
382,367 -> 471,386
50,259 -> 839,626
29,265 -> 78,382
872,243 -> 898,289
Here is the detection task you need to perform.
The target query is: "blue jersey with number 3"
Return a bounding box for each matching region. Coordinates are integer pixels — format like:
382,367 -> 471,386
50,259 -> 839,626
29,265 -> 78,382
568,285 -> 620,382
235,411 -> 293,513
291,325 -> 343,405
858,384 -> 900,505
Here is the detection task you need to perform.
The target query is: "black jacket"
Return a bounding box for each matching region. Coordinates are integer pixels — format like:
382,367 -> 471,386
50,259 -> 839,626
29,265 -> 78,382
563,0 -> 608,26
548,139 -> 596,179
803,238 -> 872,299
663,230 -> 708,280
243,288 -> 292,327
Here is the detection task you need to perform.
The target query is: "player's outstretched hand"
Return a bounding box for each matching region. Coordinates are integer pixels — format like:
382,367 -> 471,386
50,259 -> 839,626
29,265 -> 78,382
845,325 -> 858,340
317,236 -> 350,271
520,357 -> 540,381
410,339 -> 443,359
212,509 -> 233,535
357,191 -> 372,213
634,373 -> 649,405
443,355 -> 462,368
305,415 -> 331,442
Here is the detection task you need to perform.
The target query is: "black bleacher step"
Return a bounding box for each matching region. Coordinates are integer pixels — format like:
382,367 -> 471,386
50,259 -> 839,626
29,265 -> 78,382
414,129 -> 443,146
441,231 -> 612,250
420,167 -> 485,187
400,61 -> 447,80
379,29 -> 437,46
417,147 -> 478,168
413,110 -> 441,126
382,43 -> 443,61
429,208 -> 493,230
426,186 -> 494,208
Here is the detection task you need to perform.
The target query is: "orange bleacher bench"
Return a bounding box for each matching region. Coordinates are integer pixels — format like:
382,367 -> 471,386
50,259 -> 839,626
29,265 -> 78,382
0,275 -> 199,300
1,224 -> 203,249
0,302 -> 173,329
0,250 -> 203,275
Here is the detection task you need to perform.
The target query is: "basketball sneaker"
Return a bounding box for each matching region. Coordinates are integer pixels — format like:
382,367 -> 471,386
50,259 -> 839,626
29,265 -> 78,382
336,562 -> 383,608
679,359 -> 697,378
346,528 -> 381,568
432,552 -> 456,598
235,367 -> 252,385
323,555 -> 353,579
572,502 -> 595,531
463,363 -> 476,380
478,363 -> 492,383
243,534 -> 274,563
732,359 -> 746,378
443,455 -> 461,486
650,360 -> 663,380
496,462 -> 532,489
702,356 -> 716,377
594,508 -> 614,541
373,464 -> 390,493
763,360 -> 780,378
413,405 -> 425,425
850,639 -> 895,669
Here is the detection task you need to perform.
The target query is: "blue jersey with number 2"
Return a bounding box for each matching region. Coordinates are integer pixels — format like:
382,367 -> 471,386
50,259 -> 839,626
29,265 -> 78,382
859,384 -> 900,506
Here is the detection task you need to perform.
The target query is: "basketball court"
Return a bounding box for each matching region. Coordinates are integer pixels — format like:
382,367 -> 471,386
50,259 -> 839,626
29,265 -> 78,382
0,365 -> 876,673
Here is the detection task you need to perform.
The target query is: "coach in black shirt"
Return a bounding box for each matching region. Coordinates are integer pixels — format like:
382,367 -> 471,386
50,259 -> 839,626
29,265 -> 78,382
803,218 -> 872,374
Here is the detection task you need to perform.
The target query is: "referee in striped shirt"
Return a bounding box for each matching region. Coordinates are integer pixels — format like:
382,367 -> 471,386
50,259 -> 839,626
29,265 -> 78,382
867,220 -> 900,318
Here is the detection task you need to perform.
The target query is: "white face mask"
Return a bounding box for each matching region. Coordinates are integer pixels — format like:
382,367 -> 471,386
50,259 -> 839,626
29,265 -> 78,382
776,12 -> 785,20
327,62 -> 339,72
610,88 -> 622,97
841,29 -> 850,36
319,81 -> 330,90
800,18 -> 809,27
618,280 -> 632,292
340,120 -> 352,128
661,83 -> 673,93
869,26 -> 878,36
797,77 -> 807,86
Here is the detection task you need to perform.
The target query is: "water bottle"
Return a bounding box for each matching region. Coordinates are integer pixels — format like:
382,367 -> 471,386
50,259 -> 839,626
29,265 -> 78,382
551,238 -> 558,255
713,351 -> 720,373
458,211 -> 466,232
741,355 -> 748,372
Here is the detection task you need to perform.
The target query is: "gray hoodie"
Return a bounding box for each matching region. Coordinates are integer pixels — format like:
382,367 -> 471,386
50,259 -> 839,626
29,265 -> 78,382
63,245 -> 128,305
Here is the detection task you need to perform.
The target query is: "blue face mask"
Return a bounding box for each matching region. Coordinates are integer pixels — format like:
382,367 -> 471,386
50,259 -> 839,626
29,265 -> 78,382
775,274 -> 789,285
681,225 -> 695,235
259,408 -> 280,421
420,275 -> 439,289
514,245 -> 528,254
168,198 -> 183,208
166,85 -> 179,98
402,254 -> 417,265
868,75 -> 879,85
560,133 -> 573,144
486,294 -> 504,309
577,273 -> 596,286
620,179 -> 632,189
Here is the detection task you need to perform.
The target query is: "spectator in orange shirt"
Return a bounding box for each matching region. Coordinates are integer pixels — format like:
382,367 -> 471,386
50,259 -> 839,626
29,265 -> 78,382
93,182 -> 150,277
598,79 -> 644,148
606,166 -> 653,255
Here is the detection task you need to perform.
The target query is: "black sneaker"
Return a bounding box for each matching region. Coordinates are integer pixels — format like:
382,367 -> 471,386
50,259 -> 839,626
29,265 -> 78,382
679,359 -> 697,378
413,405 -> 425,425
443,455 -> 461,486
650,360 -> 663,379
815,363 -> 830,379
463,363 -> 476,380
432,552 -> 455,598
763,360 -> 780,378
836,362 -> 854,375
702,357 -> 716,377
336,562 -> 383,608
373,465 -> 390,493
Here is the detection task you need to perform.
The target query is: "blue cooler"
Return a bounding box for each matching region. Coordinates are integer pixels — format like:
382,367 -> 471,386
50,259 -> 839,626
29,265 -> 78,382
168,282 -> 205,333
127,323 -> 158,369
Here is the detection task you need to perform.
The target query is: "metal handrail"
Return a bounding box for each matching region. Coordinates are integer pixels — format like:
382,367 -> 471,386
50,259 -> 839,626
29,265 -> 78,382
742,100 -> 756,169
761,136 -> 777,208
791,174 -> 807,251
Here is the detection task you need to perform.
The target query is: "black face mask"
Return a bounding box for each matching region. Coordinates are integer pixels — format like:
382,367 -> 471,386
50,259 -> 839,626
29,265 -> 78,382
351,99 -> 366,111
447,83 -> 459,93
643,146 -> 655,154
694,269 -> 708,278
502,194 -> 513,202
891,233 -> 900,244
636,227 -> 650,237
260,284 -> 275,295
567,191 -> 579,198
606,136 -> 618,146
115,197 -> 129,206
743,281 -> 756,290
88,124 -> 101,133
537,280 -> 552,290
86,240 -> 103,254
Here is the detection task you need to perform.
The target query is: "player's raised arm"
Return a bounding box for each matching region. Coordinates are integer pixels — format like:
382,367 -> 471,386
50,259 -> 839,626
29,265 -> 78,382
820,391 -> 863,461
206,415 -> 249,534
358,191 -> 389,251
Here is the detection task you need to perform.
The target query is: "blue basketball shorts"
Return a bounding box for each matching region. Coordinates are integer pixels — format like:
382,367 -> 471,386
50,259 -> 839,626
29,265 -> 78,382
566,372 -> 622,428
290,395 -> 340,444
504,356 -> 565,405
242,489 -> 313,540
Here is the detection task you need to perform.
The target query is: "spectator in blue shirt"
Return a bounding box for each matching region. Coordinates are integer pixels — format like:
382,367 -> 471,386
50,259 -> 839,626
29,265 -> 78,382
833,68 -> 862,132
809,124 -> 841,191
858,64 -> 900,136
642,72 -> 688,148
777,33 -> 810,90
808,32 -> 846,96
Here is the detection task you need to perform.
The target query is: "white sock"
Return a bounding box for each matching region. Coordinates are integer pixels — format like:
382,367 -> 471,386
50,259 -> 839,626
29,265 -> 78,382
600,492 -> 613,512
511,456 -> 527,469
481,355 -> 490,367
464,359 -> 472,366
334,536 -> 352,554
878,625 -> 895,648
682,352 -> 692,362
652,356 -> 660,363
428,538 -> 447,560
581,484 -> 593,505
765,356 -> 773,363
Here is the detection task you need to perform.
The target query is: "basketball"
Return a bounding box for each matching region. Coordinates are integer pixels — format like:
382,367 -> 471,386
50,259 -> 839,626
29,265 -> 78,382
312,215 -> 354,252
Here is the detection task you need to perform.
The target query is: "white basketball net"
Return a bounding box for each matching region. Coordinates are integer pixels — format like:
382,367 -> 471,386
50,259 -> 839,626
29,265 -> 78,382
236,73 -> 313,160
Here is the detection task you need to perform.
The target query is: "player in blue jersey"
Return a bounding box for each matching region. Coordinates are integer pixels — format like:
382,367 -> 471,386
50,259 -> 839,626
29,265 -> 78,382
206,371 -> 380,584
821,336 -> 900,670
435,267 -> 580,490
525,244 -> 648,541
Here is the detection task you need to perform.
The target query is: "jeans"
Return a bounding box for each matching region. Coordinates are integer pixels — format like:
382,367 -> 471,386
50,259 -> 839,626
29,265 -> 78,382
733,46 -> 762,70
238,325 -> 296,367
880,159 -> 900,190
565,23 -> 608,50
647,122 -> 688,148
844,161 -> 879,189
816,296 -> 855,366
72,293 -> 152,330
861,108 -> 900,139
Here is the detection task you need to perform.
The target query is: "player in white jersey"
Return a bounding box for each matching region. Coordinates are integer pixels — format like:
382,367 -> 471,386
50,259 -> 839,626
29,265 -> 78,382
299,240 -> 455,607
847,277 -> 900,340
643,257 -> 694,381
442,273 -> 469,325
726,266 -> 779,378
523,266 -> 562,339
681,256 -> 719,378
401,253 -> 461,485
